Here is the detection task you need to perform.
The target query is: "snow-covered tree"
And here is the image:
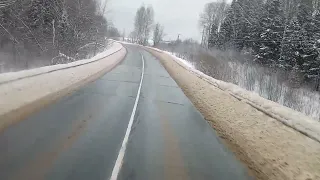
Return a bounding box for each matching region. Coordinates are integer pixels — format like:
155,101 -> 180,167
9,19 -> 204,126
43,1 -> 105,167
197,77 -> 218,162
229,0 -> 262,52
295,2 -> 319,81
0,0 -> 111,70
208,23 -> 219,48
200,0 -> 320,90
215,0 -> 263,51
279,17 -> 302,70
254,0 -> 285,66
218,0 -> 237,49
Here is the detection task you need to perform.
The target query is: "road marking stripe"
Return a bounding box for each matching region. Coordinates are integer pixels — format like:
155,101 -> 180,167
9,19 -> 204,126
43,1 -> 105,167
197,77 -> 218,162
109,53 -> 145,180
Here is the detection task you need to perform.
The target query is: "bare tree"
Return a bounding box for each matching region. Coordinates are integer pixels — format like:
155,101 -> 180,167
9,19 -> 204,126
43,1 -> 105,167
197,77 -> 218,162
153,23 -> 164,47
134,5 -> 145,44
134,5 -> 154,45
143,6 -> 154,45
129,31 -> 137,43
100,0 -> 108,15
199,0 -> 228,47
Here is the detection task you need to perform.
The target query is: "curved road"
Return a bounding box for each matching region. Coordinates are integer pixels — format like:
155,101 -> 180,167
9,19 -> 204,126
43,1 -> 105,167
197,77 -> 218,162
0,45 -> 251,180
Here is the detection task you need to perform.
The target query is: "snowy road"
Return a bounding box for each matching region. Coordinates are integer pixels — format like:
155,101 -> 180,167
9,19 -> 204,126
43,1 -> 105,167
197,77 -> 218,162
0,45 -> 250,180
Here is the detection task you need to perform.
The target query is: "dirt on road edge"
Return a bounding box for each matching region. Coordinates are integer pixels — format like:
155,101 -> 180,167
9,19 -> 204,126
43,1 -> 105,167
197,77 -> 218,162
145,48 -> 320,180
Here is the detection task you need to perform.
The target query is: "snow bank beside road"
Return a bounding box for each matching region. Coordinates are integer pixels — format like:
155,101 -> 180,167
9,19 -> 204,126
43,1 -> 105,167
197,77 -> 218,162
120,42 -> 320,142
144,48 -> 320,180
0,42 -> 122,85
146,47 -> 320,143
0,42 -> 126,132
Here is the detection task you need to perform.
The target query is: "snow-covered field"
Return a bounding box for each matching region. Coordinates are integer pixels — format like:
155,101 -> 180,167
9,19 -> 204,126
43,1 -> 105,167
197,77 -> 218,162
0,42 -> 126,132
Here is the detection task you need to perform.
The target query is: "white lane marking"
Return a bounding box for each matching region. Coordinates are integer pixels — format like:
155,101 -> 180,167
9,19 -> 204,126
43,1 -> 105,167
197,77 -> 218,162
110,53 -> 145,180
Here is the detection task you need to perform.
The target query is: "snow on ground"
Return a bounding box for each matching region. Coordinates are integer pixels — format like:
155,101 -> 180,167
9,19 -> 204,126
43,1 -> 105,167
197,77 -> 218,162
120,41 -> 194,68
169,52 -> 196,69
119,41 -> 137,46
146,48 -> 320,180
0,42 -> 126,132
116,42 -> 320,142
145,46 -> 320,143
0,41 -> 122,84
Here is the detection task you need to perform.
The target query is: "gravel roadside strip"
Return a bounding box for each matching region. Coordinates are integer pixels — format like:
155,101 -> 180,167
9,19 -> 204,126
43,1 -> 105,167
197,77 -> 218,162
145,48 -> 320,180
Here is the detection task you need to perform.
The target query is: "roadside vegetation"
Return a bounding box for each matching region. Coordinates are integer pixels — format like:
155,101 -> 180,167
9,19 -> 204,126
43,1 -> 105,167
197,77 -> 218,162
155,0 -> 320,121
0,0 -> 120,73
159,41 -> 320,121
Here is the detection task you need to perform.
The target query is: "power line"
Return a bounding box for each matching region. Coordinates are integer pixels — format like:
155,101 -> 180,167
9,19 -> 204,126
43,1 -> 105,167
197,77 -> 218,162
223,39 -> 318,43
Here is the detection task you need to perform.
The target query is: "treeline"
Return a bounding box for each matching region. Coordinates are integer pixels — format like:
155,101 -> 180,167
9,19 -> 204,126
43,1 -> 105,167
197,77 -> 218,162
202,0 -> 320,90
0,0 -> 117,71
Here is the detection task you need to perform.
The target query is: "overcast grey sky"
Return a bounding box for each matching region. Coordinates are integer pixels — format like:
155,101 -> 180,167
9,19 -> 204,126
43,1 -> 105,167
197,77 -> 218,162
107,0 -> 222,41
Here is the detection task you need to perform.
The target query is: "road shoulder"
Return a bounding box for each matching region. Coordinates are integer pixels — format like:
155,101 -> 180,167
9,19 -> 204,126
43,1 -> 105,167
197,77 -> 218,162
0,45 -> 126,133
145,48 -> 320,180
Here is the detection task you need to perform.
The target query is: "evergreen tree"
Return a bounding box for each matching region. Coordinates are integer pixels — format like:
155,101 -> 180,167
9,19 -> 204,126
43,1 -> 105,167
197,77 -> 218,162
254,0 -> 285,67
217,0 -> 263,51
208,23 -> 219,48
231,0 -> 246,50
297,3 -> 319,80
241,0 -> 264,52
202,0 -> 320,89
300,12 -> 320,84
218,1 -> 236,49
218,0 -> 245,50
279,17 -> 302,70
301,39 -> 320,83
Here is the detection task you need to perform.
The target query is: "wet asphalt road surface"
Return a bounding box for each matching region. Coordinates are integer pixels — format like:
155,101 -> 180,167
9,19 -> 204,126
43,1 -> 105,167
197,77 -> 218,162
0,45 -> 250,180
